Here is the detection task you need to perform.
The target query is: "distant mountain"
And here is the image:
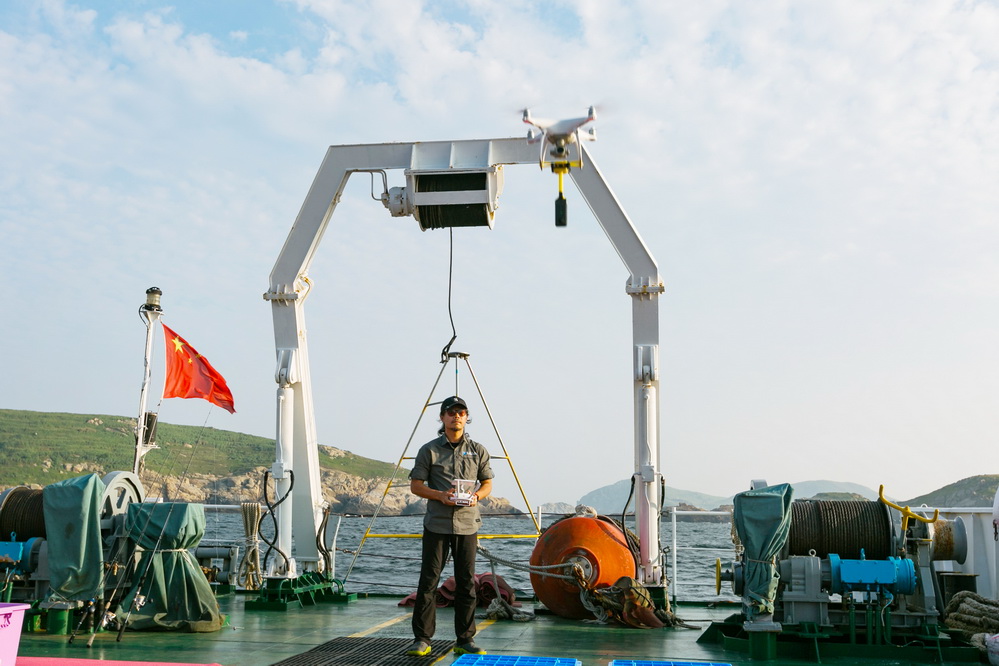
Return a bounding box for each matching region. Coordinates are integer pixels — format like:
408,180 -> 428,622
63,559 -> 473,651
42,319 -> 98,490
806,492 -> 868,502
8,409 -> 994,513
0,408 -> 398,485
903,475 -> 999,507
578,479 -> 729,513
539,502 -> 575,514
0,409 -> 524,516
788,480 -> 881,501
579,478 -> 886,512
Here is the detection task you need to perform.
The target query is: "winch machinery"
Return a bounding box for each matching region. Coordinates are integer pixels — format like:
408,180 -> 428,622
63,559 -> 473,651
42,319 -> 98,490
717,483 -> 970,644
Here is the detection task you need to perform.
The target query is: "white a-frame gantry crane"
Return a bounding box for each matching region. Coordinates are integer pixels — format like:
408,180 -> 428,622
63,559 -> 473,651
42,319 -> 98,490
262,131 -> 666,601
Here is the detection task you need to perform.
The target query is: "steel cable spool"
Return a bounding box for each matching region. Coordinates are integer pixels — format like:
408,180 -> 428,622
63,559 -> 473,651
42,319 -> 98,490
785,500 -> 892,560
0,487 -> 46,540
414,173 -> 492,229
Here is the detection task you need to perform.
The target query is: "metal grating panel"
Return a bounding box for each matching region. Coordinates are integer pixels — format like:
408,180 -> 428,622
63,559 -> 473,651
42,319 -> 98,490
271,637 -> 453,666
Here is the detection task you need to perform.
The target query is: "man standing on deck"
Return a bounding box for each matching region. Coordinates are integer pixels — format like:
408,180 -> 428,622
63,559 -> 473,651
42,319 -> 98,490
406,395 -> 494,658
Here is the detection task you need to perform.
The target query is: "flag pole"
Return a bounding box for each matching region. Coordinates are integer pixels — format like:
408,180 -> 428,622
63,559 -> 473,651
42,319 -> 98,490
133,287 -> 164,475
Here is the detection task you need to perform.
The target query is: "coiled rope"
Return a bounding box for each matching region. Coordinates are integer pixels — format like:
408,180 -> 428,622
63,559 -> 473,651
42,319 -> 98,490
476,543 -> 601,624
236,502 -> 263,590
476,544 -> 563,623
944,590 -> 999,654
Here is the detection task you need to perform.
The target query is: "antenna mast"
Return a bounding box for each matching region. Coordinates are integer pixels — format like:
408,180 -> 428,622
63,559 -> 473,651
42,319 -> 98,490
133,286 -> 163,475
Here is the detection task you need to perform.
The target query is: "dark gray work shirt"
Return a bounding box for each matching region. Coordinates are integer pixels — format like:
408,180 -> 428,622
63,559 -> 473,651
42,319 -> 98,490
410,433 -> 494,535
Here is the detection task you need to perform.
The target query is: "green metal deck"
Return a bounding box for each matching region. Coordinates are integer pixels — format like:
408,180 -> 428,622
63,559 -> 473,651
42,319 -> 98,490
13,595 -> 986,666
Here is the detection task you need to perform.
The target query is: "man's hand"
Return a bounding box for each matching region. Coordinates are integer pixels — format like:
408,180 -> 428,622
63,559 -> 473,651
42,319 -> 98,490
411,479 -> 464,505
411,479 -> 482,506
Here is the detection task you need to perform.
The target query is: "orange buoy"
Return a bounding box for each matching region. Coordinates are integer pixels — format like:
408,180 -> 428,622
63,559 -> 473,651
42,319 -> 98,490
529,516 -> 637,619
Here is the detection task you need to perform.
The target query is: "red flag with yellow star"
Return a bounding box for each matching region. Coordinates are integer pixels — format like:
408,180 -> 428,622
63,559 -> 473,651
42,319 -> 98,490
161,324 -> 235,414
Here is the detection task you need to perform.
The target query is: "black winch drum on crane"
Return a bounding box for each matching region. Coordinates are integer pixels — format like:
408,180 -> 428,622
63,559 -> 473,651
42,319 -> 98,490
784,499 -> 893,560
413,172 -> 491,230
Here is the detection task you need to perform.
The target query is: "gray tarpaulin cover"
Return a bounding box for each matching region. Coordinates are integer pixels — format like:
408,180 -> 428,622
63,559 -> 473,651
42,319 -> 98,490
42,473 -> 105,600
118,502 -> 222,632
733,483 -> 793,617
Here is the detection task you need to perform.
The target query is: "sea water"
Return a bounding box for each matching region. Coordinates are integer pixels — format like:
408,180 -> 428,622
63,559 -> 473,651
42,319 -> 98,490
200,510 -> 741,603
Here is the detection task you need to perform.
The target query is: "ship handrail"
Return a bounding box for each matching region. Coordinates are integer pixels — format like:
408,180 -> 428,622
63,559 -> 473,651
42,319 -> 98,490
665,508 -> 734,604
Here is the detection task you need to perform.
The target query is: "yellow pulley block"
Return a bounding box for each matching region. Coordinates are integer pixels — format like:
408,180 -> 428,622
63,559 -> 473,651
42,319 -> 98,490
715,558 -> 722,595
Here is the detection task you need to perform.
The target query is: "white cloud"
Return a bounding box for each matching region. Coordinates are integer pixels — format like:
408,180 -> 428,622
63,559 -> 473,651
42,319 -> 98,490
1,0 -> 998,507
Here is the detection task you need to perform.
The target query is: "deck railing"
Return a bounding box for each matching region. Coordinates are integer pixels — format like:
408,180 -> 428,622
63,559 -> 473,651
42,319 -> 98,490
664,508 -> 736,604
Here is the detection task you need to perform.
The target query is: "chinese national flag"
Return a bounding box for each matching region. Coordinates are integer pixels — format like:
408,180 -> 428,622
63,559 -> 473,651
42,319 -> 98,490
161,324 -> 236,414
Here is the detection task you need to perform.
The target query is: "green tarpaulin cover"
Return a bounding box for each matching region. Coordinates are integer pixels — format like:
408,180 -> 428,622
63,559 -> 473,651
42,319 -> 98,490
118,502 -> 222,632
733,482 -> 793,618
42,473 -> 105,600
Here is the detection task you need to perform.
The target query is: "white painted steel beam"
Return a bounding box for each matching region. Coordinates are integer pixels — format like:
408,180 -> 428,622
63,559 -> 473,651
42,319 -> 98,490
266,138 -> 665,588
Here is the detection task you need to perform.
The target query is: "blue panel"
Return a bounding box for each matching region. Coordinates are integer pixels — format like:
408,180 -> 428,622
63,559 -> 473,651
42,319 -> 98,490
453,656 -> 583,665
833,556 -> 917,594
840,559 -> 897,585
0,542 -> 24,567
839,557 -> 916,594
608,661 -> 733,666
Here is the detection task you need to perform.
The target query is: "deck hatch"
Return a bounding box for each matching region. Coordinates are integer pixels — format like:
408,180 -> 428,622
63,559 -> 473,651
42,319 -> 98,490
270,637 -> 453,665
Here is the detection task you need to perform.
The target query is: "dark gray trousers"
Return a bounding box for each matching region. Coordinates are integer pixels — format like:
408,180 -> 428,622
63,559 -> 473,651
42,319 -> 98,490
412,530 -> 478,644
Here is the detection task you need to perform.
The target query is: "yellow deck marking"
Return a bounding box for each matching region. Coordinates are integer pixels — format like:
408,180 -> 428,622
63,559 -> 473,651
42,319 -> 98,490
348,612 -> 411,637
347,612 -> 497,663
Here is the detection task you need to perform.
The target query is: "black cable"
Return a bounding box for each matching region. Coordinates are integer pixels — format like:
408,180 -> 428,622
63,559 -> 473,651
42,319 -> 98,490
660,476 -> 667,519
659,475 -> 671,588
440,228 -> 457,363
316,505 -> 333,574
621,475 -> 635,536
619,477 -> 642,570
258,469 -> 295,572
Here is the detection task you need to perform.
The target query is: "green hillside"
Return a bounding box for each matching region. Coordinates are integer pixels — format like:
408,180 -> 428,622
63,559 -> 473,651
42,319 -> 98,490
0,408 -> 398,486
903,474 -> 999,507
804,492 -> 868,502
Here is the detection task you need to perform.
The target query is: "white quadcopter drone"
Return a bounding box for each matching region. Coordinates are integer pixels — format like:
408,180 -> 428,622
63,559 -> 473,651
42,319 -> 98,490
522,106 -> 597,226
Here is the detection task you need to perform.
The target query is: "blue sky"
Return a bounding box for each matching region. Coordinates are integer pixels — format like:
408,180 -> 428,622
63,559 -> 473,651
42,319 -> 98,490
2,0 -> 998,508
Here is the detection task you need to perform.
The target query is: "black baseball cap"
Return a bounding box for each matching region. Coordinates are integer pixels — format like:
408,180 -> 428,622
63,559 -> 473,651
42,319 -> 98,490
440,396 -> 468,413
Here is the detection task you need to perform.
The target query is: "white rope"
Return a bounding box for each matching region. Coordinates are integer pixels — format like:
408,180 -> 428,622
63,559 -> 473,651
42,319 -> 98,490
483,596 -> 535,622
479,547 -> 536,622
477,544 -> 580,581
580,588 -> 610,623
236,502 -> 263,590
